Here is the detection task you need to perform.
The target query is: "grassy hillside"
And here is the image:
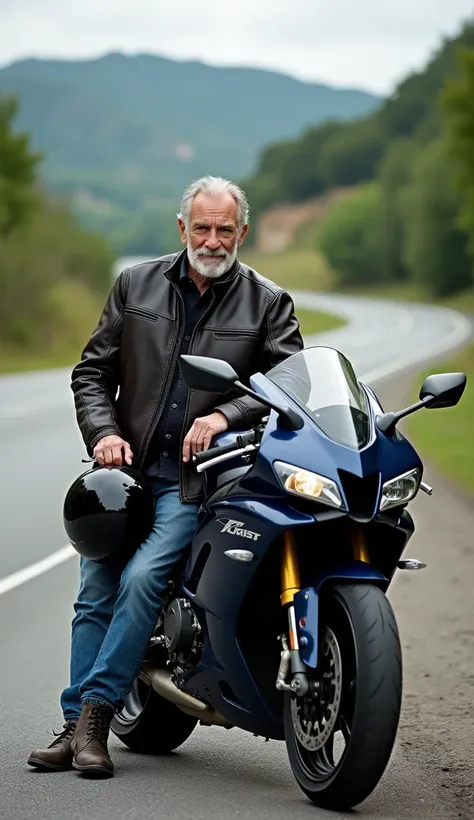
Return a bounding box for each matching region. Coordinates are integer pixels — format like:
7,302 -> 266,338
242,21 -> 474,220
0,53 -> 378,255
242,241 -> 474,312
408,346 -> 474,493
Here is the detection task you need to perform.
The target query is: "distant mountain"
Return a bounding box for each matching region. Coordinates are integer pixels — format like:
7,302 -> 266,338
0,53 -> 379,252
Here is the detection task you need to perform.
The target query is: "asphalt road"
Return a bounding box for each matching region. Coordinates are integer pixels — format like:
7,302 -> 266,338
0,293 -> 472,820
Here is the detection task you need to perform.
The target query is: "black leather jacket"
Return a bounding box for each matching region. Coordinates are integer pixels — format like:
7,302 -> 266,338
71,250 -> 304,502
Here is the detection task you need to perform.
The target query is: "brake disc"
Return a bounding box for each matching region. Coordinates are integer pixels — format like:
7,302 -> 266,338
291,626 -> 343,751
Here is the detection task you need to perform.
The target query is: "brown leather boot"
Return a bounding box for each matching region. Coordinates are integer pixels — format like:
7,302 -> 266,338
27,720 -> 77,771
71,704 -> 114,778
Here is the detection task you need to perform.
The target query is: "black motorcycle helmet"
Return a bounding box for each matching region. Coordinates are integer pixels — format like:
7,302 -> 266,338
63,465 -> 155,562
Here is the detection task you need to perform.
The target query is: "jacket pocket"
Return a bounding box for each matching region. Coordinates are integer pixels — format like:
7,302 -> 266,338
212,330 -> 260,341
124,305 -> 161,322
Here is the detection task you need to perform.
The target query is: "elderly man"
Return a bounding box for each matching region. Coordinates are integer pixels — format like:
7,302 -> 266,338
28,175 -> 303,777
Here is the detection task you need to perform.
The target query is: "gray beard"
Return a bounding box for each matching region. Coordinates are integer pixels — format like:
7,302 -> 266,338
187,242 -> 238,279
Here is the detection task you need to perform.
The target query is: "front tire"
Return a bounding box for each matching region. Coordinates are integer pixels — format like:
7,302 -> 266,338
284,583 -> 402,810
111,677 -> 198,754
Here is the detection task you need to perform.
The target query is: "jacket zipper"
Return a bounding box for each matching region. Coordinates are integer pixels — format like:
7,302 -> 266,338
138,283 -> 185,469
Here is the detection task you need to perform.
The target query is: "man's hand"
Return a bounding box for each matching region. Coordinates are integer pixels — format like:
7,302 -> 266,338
93,435 -> 133,468
182,412 -> 229,463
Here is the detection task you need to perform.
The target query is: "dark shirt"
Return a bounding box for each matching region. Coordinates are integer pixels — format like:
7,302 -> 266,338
143,255 -> 213,482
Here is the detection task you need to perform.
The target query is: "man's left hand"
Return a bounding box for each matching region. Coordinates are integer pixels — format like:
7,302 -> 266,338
182,411 -> 229,462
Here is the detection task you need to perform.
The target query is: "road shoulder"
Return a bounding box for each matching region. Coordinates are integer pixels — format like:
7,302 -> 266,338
376,373 -> 474,819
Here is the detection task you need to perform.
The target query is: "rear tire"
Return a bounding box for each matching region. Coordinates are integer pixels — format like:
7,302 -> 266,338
111,677 -> 198,755
284,583 -> 402,810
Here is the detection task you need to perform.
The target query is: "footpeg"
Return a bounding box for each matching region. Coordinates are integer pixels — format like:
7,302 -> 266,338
397,559 -> 427,570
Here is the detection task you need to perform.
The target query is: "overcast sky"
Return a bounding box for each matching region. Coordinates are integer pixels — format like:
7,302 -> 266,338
1,1 -> 473,94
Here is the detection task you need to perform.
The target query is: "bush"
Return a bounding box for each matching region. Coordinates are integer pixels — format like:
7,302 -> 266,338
0,197 -> 113,349
401,140 -> 472,296
316,183 -> 383,286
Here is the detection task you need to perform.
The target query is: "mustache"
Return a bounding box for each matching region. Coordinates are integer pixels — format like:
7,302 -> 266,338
197,249 -> 229,258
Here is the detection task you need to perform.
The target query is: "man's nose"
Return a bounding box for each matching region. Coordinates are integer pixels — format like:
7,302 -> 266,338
205,230 -> 220,250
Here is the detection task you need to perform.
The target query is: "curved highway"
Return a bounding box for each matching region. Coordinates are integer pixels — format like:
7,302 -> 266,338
0,291 -> 472,819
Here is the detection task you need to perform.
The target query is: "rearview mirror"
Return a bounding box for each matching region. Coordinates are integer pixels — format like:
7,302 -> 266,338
179,354 -> 304,431
179,355 -> 238,393
419,372 -> 467,409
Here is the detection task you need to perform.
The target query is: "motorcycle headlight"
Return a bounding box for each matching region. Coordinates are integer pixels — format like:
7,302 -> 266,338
274,461 -> 343,509
380,468 -> 421,511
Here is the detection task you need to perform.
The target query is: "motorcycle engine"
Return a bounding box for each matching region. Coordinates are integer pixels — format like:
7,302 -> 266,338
162,598 -> 202,671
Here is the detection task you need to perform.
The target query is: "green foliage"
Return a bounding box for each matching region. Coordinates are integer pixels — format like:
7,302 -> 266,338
318,116 -> 385,189
0,93 -> 114,362
0,197 -> 113,349
243,19 -> 474,299
0,95 -> 40,236
108,206 -> 181,257
379,23 -> 474,140
243,21 -> 474,212
376,138 -> 418,280
442,47 -> 474,256
0,54 -> 379,253
401,140 -> 472,296
316,183 -> 383,286
408,344 -> 474,493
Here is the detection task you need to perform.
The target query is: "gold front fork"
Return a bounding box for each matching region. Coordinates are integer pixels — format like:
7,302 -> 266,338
280,530 -> 301,651
352,524 -> 370,563
278,525 -> 370,685
280,529 -> 301,606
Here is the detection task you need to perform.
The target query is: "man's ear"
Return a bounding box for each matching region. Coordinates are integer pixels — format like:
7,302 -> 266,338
237,223 -> 249,246
178,217 -> 187,245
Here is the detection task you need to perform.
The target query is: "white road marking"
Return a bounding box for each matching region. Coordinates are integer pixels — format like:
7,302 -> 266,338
0,302 -> 470,598
0,545 -> 76,597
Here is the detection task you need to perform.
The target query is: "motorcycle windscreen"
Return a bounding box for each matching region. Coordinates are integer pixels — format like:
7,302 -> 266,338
266,347 -> 371,451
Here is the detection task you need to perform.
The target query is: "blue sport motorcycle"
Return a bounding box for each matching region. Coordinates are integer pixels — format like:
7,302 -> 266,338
111,346 -> 466,811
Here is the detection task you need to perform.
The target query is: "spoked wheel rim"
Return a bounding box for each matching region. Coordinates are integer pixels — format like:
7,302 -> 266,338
114,677 -> 150,726
291,604 -> 356,784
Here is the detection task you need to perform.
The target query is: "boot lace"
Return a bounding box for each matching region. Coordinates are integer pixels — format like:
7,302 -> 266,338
86,706 -> 112,744
50,720 -> 76,747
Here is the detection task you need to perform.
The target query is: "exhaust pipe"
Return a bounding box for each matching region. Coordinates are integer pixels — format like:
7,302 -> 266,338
141,665 -> 232,728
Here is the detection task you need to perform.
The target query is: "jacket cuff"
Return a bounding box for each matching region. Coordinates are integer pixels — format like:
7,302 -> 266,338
214,399 -> 251,429
87,426 -> 123,455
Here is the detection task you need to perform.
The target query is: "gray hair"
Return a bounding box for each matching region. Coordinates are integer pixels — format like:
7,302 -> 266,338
178,175 -> 250,230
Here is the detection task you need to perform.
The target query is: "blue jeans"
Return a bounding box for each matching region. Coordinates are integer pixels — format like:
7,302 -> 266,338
60,480 -> 199,719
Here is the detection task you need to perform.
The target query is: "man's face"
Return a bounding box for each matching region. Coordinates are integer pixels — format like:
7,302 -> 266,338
178,192 -> 248,279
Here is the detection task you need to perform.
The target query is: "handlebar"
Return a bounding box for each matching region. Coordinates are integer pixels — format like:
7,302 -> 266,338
193,440 -> 242,466
192,428 -> 262,467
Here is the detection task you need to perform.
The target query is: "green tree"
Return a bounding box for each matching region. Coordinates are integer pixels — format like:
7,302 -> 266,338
0,95 -> 40,237
0,197 -> 113,348
401,140 -> 472,296
380,23 -> 474,141
377,138 -> 417,280
442,46 -> 474,255
241,21 -> 474,220
318,116 -> 385,189
316,182 -> 383,286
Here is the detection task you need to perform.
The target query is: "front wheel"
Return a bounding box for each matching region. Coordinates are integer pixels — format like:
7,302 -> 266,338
284,583 -> 402,811
111,676 -> 198,754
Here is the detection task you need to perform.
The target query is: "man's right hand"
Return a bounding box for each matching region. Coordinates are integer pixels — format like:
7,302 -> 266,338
93,435 -> 133,468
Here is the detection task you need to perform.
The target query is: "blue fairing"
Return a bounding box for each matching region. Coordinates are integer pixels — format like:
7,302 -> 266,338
173,347 -> 422,740
246,370 -> 423,498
